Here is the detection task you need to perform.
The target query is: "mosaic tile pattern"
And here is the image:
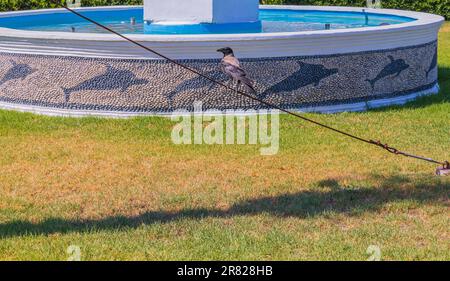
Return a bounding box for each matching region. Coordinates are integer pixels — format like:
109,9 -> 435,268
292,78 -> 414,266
0,41 -> 438,113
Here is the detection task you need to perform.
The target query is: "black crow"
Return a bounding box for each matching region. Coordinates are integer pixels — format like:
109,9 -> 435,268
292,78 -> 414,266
217,47 -> 257,95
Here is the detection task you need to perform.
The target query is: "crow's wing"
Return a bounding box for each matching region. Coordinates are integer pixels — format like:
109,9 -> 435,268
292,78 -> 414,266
221,59 -> 256,94
222,56 -> 247,79
223,63 -> 247,80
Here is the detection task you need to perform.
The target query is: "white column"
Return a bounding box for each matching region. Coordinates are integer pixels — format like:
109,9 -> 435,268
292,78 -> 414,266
144,0 -> 259,24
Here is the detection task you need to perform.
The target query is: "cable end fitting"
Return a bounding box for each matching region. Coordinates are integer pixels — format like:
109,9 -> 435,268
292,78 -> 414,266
436,161 -> 450,176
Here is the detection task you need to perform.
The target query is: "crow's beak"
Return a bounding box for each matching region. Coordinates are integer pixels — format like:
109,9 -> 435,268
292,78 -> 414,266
217,48 -> 224,53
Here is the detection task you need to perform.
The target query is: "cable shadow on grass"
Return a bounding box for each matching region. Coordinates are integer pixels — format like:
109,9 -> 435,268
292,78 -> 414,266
0,175 -> 448,238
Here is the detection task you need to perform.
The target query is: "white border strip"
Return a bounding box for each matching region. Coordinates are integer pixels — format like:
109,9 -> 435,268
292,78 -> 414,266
0,84 -> 439,118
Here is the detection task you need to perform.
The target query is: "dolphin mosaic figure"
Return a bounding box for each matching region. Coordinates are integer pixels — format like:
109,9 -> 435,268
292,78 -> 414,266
62,64 -> 149,102
166,70 -> 227,101
0,60 -> 36,85
260,61 -> 338,99
366,56 -> 409,90
425,49 -> 437,78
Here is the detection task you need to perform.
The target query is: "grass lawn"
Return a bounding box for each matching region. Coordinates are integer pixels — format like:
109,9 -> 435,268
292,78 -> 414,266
0,23 -> 449,261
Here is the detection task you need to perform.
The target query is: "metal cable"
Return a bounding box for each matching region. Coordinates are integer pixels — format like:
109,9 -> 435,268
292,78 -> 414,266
53,2 -> 448,169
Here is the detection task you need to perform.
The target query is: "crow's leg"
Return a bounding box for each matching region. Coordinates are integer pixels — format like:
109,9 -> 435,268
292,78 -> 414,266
235,80 -> 241,97
238,80 -> 242,92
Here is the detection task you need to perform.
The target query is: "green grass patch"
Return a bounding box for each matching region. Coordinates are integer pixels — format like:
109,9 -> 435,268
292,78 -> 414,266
0,23 -> 449,261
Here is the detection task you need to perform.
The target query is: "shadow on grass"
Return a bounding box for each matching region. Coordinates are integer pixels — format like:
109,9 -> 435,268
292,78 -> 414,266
0,175 -> 448,238
369,66 -> 450,112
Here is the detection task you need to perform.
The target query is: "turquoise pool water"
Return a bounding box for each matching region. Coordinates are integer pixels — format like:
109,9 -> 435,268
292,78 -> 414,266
0,8 -> 415,34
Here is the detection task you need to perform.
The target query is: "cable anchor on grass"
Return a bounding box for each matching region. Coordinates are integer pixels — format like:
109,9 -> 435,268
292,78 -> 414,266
436,161 -> 450,176
370,140 -> 449,176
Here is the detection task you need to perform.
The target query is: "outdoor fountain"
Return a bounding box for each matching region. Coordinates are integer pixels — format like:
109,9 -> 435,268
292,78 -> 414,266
0,2 -> 445,117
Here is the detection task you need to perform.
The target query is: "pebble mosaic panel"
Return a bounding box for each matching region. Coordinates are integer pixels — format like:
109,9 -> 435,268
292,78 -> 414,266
0,41 -> 438,113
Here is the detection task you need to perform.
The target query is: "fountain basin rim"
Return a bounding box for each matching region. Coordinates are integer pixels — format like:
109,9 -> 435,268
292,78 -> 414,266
0,5 -> 444,59
0,5 -> 444,42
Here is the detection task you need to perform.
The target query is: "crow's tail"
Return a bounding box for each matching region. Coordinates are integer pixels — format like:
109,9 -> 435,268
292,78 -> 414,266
240,77 -> 257,95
